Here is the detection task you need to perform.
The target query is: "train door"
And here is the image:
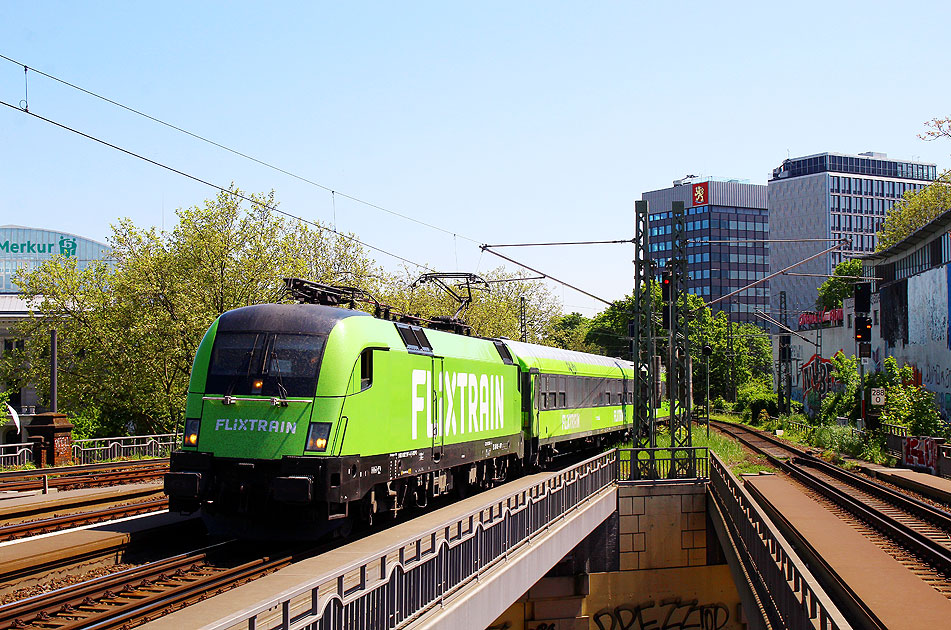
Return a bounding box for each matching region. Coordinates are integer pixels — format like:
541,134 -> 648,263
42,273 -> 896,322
431,356 -> 444,463
521,368 -> 540,465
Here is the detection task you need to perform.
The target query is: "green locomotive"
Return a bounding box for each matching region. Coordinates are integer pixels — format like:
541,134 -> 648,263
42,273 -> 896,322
164,301 -> 650,537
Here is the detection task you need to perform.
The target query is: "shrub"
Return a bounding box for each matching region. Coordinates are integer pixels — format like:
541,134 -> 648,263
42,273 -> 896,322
712,396 -> 732,413
747,393 -> 778,424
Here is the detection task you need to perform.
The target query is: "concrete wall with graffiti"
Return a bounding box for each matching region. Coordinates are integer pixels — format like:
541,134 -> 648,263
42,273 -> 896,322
886,264 -> 951,418
772,294 -> 884,417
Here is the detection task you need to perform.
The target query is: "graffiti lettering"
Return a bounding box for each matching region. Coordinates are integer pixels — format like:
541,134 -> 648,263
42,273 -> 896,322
800,354 -> 835,397
903,436 -> 938,473
593,598 -> 729,630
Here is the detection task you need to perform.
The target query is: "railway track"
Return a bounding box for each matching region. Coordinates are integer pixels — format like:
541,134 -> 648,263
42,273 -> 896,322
0,459 -> 169,493
0,497 -> 169,542
712,420 -> 951,582
0,540 -> 313,630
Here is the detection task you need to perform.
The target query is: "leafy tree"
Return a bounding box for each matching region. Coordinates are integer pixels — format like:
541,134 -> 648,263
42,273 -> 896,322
6,187 -> 380,436
876,170 -> 951,251
815,259 -> 863,310
573,283 -> 771,403
819,352 -> 860,423
876,356 -> 944,437
377,266 -> 561,342
545,312 -> 598,353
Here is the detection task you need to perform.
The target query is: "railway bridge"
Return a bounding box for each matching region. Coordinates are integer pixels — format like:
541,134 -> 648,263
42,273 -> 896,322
139,424 -> 951,630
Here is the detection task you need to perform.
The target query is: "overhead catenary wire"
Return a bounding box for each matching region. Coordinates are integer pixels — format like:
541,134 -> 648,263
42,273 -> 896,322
480,245 -> 615,307
0,98 -> 432,272
0,53 -> 482,246
482,239 -> 635,248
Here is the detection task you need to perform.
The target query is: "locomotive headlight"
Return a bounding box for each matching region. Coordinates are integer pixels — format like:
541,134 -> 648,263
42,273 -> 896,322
252,379 -> 264,393
304,422 -> 332,452
184,418 -> 201,447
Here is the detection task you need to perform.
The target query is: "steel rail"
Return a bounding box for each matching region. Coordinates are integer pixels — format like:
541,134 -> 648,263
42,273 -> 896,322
711,420 -> 951,576
0,542 -> 232,629
0,497 -> 168,541
0,458 -> 169,481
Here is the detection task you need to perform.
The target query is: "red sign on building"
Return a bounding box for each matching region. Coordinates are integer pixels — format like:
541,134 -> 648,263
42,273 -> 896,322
692,182 -> 709,207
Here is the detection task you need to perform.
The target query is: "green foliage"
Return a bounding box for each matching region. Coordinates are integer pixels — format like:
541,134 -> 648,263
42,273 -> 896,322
815,259 -> 863,310
380,266 -> 561,342
810,424 -> 864,457
690,425 -> 772,474
877,356 -> 945,437
576,282 -> 771,406
818,353 -> 860,423
877,170 -> 951,251
733,378 -> 772,414
543,312 -> 599,353
712,395 -> 731,413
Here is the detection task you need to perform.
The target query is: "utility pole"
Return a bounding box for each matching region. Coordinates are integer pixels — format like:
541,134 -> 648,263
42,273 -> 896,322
727,312 -> 736,402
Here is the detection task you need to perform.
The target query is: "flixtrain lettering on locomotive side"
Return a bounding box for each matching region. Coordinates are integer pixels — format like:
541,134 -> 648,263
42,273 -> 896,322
164,287 -> 658,539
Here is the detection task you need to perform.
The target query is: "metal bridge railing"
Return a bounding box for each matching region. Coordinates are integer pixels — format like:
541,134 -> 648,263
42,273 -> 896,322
617,447 -> 709,481
709,452 -> 848,630
71,433 -> 177,465
881,422 -> 908,456
0,442 -> 34,469
205,450 -> 617,630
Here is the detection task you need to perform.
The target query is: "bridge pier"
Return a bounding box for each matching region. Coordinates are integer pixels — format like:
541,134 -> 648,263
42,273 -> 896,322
489,480 -> 745,630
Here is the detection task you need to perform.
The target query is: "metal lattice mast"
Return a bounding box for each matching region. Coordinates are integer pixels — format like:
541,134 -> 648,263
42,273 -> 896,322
519,296 -> 527,342
669,200 -> 692,476
632,200 -> 655,451
778,291 -> 791,414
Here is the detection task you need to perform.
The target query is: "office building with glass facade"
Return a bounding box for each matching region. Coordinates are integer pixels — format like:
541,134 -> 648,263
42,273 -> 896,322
768,152 -> 936,319
643,178 -> 769,325
1,226 -> 111,416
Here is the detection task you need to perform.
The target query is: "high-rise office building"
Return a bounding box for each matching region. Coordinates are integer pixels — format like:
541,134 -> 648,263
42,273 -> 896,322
643,178 -> 769,325
768,152 -> 937,319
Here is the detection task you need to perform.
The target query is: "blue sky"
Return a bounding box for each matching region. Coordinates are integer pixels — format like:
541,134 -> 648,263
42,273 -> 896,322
2,2 -> 949,314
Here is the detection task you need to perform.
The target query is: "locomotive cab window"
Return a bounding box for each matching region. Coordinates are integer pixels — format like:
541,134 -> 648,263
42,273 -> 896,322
206,332 -> 326,398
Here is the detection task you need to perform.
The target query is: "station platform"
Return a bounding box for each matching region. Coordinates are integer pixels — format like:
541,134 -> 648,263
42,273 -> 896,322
0,507 -> 201,593
744,472 -> 951,630
140,469 -> 563,630
859,463 -> 951,505
0,481 -> 165,521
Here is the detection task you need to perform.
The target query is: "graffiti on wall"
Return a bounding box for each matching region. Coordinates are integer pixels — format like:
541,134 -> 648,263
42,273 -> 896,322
800,354 -> 835,396
903,436 -> 939,473
798,354 -> 836,416
592,598 -> 730,630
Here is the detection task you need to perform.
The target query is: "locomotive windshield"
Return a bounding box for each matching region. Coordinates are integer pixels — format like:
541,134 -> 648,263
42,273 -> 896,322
205,332 -> 327,398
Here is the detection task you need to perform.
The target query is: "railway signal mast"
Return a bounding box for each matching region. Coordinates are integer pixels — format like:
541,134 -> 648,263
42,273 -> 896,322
854,281 -> 872,424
